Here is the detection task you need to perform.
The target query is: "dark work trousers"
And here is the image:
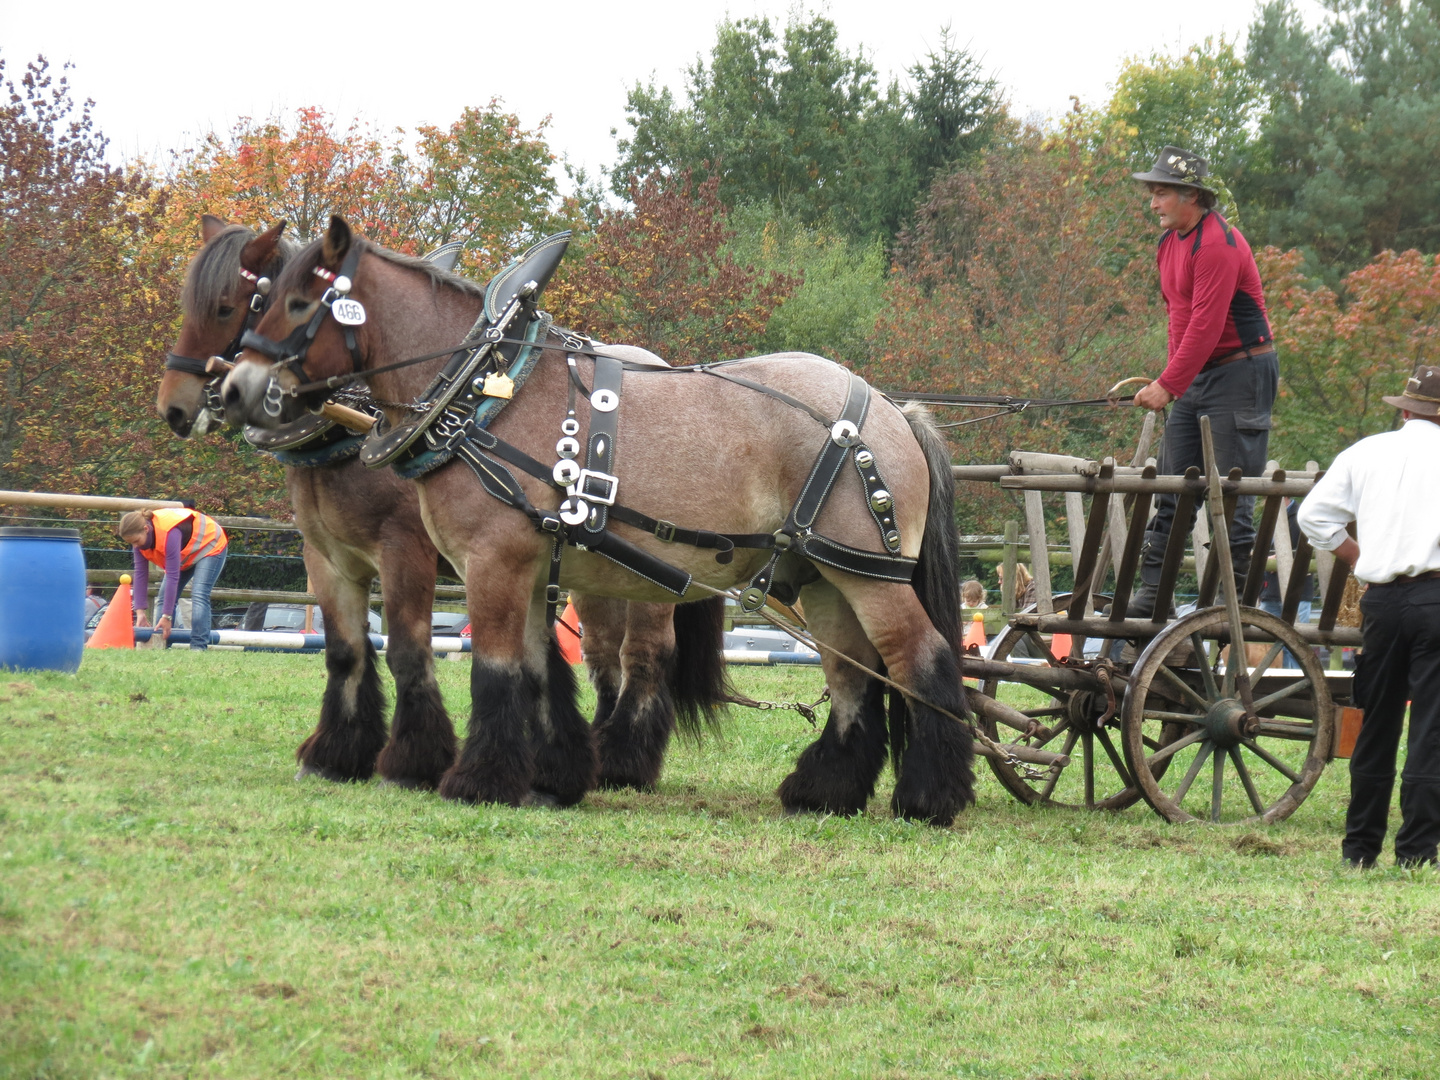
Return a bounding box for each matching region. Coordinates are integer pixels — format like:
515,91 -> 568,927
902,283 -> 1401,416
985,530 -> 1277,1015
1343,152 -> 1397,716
1139,353 -> 1279,591
1344,578 -> 1440,866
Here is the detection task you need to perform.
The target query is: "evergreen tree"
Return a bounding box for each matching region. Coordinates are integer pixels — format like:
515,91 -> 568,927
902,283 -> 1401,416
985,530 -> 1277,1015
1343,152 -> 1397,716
1245,0 -> 1440,276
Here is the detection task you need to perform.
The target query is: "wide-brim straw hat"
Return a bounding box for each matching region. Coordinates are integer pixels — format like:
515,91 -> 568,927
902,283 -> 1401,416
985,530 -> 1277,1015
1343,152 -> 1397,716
1132,145 -> 1217,194
1382,366 -> 1440,417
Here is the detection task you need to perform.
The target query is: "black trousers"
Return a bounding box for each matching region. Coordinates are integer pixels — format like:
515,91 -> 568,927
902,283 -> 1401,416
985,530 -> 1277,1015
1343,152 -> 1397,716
1344,577 -> 1440,866
1140,354 -> 1279,586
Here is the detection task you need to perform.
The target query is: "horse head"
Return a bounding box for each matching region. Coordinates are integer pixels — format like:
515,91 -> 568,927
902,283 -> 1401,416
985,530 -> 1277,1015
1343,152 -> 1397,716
159,216 -> 290,437
225,214 -> 484,430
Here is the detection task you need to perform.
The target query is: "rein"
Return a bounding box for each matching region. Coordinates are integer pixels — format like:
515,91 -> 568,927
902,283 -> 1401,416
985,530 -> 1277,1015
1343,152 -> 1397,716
686,579 -> 1051,779
284,332 -> 1139,422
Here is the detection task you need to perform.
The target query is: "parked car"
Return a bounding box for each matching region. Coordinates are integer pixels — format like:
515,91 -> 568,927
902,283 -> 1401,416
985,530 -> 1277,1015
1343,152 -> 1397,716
431,610 -> 469,636
211,603 -> 381,634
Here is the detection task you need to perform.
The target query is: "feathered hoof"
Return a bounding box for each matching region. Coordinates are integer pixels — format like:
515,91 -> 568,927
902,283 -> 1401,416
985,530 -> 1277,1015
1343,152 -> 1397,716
375,775 -> 431,791
438,765 -> 528,807
890,778 -> 961,828
776,771 -> 868,818
523,789 -> 562,808
295,763 -> 360,784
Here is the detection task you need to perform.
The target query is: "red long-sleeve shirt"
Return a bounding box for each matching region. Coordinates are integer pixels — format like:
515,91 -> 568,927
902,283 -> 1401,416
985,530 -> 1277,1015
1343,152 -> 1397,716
1156,212 -> 1272,398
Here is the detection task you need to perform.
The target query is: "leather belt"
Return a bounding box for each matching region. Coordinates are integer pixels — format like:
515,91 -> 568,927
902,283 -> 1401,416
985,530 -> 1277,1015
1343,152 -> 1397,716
1380,570 -> 1440,585
1202,343 -> 1276,372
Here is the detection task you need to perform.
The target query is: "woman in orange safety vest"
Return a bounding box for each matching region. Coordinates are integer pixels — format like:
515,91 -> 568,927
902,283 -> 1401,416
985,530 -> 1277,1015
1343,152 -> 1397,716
117,506 -> 228,650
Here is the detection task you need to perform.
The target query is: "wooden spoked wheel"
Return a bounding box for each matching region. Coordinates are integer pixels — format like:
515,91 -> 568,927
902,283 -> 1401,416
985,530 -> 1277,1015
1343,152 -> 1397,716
979,594 -> 1152,810
1120,606 -> 1334,825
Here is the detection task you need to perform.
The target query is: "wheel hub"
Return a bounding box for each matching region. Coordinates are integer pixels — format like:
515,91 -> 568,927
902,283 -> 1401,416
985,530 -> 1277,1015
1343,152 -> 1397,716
1201,698 -> 1256,748
1066,690 -> 1110,734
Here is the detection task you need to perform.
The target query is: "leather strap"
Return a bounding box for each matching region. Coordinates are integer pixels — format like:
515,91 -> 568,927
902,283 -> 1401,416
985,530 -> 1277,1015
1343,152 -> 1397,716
852,443 -> 902,553
785,372 -> 869,533
580,354 -> 624,537
701,366 -> 833,428
605,503 -> 773,564
798,534 -> 916,582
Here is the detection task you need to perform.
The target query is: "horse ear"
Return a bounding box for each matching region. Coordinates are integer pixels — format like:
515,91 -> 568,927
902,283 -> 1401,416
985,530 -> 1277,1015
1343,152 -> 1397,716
321,215 -> 352,266
200,214 -> 228,243
241,221 -> 287,273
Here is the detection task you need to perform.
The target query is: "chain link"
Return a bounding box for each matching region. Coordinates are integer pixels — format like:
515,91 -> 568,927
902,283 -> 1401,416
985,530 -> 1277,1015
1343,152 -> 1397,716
726,686 -> 831,728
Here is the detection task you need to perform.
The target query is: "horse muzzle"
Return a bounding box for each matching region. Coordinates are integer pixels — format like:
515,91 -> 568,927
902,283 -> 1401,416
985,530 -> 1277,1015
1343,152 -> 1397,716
221,361 -> 286,429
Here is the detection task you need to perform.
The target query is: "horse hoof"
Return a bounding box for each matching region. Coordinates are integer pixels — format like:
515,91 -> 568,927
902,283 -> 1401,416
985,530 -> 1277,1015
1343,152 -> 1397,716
523,789 -> 562,808
376,775 -> 431,791
295,764 -> 355,784
438,769 -> 526,807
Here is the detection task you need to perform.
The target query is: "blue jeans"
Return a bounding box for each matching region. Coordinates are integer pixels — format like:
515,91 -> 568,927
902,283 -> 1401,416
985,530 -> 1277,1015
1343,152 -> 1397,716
176,549 -> 227,649
1258,598 -> 1312,669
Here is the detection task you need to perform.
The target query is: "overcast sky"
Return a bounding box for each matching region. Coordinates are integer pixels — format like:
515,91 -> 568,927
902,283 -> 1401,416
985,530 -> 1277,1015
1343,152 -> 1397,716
3,0 -> 1324,182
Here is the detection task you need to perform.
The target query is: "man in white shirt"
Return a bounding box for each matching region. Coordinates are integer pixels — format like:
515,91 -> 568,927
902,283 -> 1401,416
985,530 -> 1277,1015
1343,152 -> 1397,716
1298,366 -> 1440,868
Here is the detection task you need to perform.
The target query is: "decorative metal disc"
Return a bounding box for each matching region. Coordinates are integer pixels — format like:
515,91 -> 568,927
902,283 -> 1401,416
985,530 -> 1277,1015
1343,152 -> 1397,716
591,389 -> 619,413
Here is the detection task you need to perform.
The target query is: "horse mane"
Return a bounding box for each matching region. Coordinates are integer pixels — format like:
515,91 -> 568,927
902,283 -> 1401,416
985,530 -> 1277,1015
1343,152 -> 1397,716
274,236 -> 487,300
182,224 -> 299,328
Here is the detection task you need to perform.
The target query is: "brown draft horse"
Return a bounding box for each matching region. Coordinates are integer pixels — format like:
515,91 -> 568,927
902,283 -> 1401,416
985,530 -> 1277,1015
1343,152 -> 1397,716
224,216 -> 973,824
159,217 -> 724,799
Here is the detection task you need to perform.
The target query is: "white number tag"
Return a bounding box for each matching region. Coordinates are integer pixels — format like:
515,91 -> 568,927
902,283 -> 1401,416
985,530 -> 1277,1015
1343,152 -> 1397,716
332,298 -> 367,326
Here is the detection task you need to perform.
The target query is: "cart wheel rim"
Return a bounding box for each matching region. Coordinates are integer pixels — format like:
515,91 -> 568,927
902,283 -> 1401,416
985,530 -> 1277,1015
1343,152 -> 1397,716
1120,605 -> 1334,825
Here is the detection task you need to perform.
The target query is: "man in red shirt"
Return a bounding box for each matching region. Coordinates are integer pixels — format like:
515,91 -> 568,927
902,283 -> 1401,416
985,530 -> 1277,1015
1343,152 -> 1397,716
1126,145 -> 1278,616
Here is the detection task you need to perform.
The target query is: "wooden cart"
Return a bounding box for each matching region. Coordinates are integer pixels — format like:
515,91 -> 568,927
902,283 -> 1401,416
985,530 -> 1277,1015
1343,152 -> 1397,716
955,414 -> 1359,825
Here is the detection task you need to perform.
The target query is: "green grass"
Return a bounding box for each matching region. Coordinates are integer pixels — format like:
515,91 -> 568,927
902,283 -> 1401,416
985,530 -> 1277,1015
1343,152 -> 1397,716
1,651 -> 1436,1079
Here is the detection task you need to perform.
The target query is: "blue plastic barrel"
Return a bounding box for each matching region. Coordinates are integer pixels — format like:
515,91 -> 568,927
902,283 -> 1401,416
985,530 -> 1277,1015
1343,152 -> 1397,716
0,526 -> 87,672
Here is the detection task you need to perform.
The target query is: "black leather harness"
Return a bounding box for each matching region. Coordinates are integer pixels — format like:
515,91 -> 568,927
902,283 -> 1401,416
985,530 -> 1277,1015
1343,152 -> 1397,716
245,231 -> 918,621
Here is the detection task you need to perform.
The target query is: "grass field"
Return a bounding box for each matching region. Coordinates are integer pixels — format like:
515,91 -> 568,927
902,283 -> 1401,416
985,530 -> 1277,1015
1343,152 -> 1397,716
1,650 -> 1436,1079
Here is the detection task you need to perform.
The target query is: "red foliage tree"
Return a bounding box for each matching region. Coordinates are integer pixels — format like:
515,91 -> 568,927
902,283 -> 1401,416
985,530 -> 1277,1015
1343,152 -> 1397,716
865,124 -> 1163,528
548,173 -> 799,363
1260,246 -> 1440,467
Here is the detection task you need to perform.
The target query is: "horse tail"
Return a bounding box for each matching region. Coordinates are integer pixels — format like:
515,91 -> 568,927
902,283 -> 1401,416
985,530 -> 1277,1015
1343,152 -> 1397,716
887,403 -> 966,771
670,596 -> 732,737
901,402 -> 963,657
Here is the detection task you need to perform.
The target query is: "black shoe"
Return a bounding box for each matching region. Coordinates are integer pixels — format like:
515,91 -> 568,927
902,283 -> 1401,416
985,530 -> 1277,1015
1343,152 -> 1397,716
1125,584 -> 1176,621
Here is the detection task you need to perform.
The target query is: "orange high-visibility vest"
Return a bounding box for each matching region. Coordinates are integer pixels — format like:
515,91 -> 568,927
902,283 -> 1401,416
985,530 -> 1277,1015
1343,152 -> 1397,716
137,508 -> 228,571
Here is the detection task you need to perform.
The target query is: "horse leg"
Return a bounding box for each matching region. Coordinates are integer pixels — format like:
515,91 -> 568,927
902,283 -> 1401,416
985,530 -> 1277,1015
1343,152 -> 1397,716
571,593 -> 624,728
777,580 -> 890,816
527,603 -> 599,806
374,549 -> 457,790
833,576 -> 974,826
294,547 -> 387,782
588,601 -> 680,790
438,569 -> 542,807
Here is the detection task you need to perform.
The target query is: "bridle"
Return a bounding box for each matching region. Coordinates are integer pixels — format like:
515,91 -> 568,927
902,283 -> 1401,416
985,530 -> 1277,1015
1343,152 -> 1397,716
165,265 -> 276,425
237,245 -> 366,417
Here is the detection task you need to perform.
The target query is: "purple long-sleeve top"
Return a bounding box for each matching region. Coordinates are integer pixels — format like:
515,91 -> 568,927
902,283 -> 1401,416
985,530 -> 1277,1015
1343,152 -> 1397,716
132,528 -> 184,618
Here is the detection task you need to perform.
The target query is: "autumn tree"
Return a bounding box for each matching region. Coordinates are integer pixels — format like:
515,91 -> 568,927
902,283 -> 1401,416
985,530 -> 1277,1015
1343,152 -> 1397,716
397,103 -> 566,277
869,122 -> 1163,526
548,173 -> 798,363
1104,37 -> 1262,197
1260,246 -> 1440,467
0,57 -> 167,495
159,101 -> 563,279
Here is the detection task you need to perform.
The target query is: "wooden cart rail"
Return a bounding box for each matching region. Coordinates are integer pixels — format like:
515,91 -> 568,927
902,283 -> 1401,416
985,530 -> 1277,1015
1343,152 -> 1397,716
953,413 -> 1355,825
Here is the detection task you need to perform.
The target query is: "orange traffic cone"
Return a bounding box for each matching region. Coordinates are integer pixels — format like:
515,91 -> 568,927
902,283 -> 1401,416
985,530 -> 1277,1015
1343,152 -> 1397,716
1050,633 -> 1073,661
556,601 -> 583,665
963,611 -> 987,651
87,574 -> 135,649
962,612 -> 986,686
